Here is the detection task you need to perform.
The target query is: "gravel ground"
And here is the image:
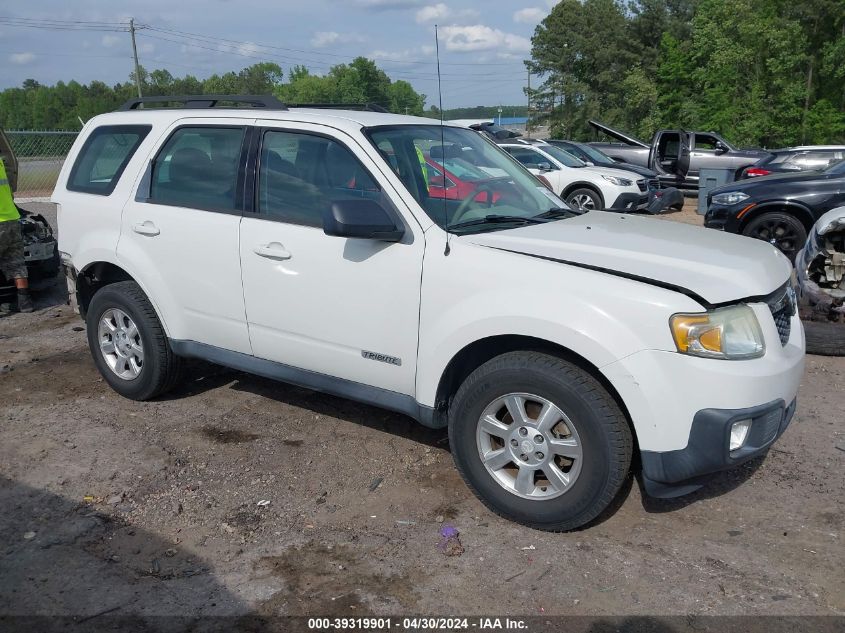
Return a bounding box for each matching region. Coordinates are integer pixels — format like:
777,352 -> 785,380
1,202 -> 843,623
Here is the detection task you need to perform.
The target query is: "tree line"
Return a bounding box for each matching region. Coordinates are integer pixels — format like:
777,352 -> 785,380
529,0 -> 845,148
0,59 -> 428,130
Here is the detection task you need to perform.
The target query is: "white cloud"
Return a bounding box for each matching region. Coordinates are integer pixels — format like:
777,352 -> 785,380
415,3 -> 479,24
353,0 -> 424,9
11,52 -> 35,65
439,25 -> 531,53
311,31 -> 367,48
513,7 -> 547,24
101,34 -> 122,48
139,42 -> 155,54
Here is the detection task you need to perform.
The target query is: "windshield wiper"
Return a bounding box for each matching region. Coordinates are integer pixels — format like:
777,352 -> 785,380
534,207 -> 578,219
448,214 -> 549,232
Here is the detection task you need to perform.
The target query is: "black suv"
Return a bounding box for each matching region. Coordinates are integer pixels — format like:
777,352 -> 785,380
705,160 -> 845,261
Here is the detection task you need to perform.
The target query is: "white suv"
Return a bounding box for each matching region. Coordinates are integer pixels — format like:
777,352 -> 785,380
500,141 -> 649,212
54,96 -> 805,531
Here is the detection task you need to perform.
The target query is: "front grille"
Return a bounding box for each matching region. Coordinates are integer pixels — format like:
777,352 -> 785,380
765,284 -> 796,346
647,178 -> 659,192
636,179 -> 647,192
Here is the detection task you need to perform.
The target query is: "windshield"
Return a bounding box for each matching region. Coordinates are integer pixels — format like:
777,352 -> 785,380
824,159 -> 845,175
366,125 -> 578,233
574,143 -> 613,164
538,145 -> 586,168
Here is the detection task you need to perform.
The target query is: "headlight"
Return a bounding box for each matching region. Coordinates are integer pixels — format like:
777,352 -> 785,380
670,304 -> 765,359
602,175 -> 633,187
712,191 -> 750,205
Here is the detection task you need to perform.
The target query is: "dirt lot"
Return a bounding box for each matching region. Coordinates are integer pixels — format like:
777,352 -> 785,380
1,202 -> 843,624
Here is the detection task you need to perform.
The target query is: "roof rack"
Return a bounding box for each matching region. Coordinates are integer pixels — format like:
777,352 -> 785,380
118,95 -> 287,111
288,102 -> 389,113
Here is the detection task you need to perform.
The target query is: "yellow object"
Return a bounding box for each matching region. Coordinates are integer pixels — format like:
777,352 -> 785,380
0,158 -> 19,223
670,313 -> 723,355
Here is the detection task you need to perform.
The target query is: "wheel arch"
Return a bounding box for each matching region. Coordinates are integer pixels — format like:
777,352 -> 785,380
433,334 -> 636,447
738,201 -> 816,234
562,182 -> 605,207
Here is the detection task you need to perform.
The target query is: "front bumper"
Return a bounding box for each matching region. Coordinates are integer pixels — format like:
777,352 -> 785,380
608,191 -> 649,212
704,203 -> 743,232
640,398 -> 796,497
601,303 -> 805,498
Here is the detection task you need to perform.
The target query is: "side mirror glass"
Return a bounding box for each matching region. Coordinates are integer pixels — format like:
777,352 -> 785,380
537,162 -> 553,172
323,199 -> 404,242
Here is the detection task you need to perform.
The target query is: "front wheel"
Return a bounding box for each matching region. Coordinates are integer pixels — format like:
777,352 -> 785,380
86,281 -> 182,400
742,212 -> 807,262
449,351 -> 632,531
565,188 -> 603,211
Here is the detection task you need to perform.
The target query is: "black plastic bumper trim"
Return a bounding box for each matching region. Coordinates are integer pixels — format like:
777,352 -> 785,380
640,398 -> 796,498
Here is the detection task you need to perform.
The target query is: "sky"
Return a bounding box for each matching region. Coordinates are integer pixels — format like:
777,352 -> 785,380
0,0 -> 557,109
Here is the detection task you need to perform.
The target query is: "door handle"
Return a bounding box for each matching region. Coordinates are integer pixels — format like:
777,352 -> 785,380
132,221 -> 160,237
253,242 -> 292,260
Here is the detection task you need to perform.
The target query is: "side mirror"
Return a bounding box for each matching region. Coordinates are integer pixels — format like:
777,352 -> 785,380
714,142 -> 728,155
537,162 -> 554,172
584,161 -> 595,167
323,199 -> 404,242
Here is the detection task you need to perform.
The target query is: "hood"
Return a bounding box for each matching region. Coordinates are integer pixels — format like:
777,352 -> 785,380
588,120 -> 649,148
609,162 -> 656,178
466,211 -> 791,306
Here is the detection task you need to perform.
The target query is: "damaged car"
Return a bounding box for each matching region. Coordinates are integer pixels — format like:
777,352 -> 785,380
0,128 -> 60,298
796,207 -> 845,356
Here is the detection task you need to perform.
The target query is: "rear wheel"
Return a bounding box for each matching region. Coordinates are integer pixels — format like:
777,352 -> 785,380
742,212 -> 807,261
86,281 -> 182,400
565,188 -> 603,211
448,351 -> 632,531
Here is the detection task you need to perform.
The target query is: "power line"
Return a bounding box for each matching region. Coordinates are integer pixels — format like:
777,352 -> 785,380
141,24 -> 524,67
0,16 -> 131,32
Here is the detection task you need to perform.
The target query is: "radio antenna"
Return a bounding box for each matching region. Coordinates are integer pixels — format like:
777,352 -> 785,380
435,24 -> 451,256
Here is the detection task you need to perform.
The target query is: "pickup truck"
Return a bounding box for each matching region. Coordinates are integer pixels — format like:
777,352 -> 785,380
587,120 -> 769,192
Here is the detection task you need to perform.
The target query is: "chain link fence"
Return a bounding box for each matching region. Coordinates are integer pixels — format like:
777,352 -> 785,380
7,131 -> 79,199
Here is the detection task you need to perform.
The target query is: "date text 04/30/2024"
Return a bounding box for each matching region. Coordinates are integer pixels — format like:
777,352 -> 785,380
307,617 -> 529,630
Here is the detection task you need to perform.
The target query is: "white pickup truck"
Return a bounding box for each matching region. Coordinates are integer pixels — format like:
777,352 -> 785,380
54,96 -> 804,530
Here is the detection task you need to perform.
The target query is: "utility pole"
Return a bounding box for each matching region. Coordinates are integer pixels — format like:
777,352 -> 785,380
129,18 -> 143,99
526,68 -> 531,139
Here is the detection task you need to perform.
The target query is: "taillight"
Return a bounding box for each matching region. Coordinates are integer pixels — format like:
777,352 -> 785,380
745,167 -> 771,178
536,174 -> 553,190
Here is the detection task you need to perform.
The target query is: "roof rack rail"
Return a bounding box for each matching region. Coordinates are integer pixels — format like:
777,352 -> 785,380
118,95 -> 287,111
288,102 -> 389,113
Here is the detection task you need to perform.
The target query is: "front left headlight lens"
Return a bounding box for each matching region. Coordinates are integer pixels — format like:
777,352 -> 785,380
602,175 -> 633,187
711,191 -> 750,205
670,304 -> 765,359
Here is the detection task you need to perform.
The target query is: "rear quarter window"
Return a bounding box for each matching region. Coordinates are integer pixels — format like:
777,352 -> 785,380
67,125 -> 151,195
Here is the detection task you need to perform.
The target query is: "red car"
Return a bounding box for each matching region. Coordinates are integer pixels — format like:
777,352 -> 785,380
424,156 -> 505,203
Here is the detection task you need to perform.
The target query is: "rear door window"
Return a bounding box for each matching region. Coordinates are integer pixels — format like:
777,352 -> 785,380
68,125 -> 151,195
149,126 -> 246,211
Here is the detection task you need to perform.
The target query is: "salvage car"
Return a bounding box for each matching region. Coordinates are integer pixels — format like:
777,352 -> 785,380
705,159 -> 845,261
796,207 -> 845,356
588,120 -> 768,191
740,146 -> 845,179
55,96 -> 804,531
0,128 -> 60,297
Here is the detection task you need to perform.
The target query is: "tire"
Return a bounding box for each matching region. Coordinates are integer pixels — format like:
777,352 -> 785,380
742,212 -> 807,262
448,351 -> 632,531
803,320 -> 845,356
86,281 -> 183,400
565,188 -> 603,211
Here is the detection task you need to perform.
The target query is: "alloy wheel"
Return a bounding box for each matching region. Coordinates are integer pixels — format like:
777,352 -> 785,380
569,194 -> 596,211
750,218 -> 801,258
476,392 -> 583,500
97,308 -> 144,380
